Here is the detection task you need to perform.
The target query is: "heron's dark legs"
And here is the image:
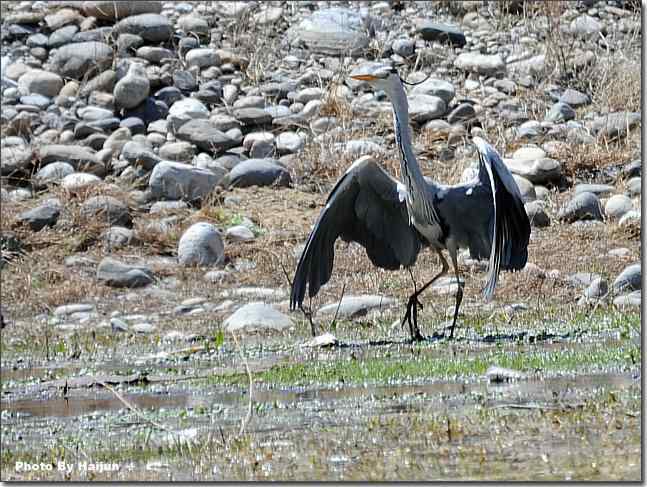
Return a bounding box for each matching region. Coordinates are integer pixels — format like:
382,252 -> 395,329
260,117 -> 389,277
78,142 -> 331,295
402,249 -> 449,341
447,248 -> 464,339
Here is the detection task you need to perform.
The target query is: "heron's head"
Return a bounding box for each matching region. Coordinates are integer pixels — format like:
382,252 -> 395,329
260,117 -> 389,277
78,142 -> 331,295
350,63 -> 401,97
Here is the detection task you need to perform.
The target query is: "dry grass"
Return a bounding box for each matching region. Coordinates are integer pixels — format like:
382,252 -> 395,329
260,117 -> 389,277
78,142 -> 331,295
553,138 -> 637,180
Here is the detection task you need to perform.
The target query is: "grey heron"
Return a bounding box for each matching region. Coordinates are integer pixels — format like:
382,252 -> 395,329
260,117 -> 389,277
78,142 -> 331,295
290,64 -> 531,341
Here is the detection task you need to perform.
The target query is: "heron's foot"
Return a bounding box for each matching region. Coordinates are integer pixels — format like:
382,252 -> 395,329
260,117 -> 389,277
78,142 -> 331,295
401,295 -> 424,340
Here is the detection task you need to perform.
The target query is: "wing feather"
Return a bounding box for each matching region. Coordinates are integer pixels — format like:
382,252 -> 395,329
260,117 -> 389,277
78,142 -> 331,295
473,138 -> 531,301
290,158 -> 423,310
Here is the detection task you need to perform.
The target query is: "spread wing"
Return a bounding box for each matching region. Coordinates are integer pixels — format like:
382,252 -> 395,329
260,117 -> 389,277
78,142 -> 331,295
290,157 -> 424,310
473,137 -> 531,300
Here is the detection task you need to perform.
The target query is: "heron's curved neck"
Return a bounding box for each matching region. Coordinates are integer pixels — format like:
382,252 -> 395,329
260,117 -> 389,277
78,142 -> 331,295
388,82 -> 427,190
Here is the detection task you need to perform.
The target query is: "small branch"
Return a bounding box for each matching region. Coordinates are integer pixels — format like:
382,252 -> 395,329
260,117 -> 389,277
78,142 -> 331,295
97,381 -> 173,433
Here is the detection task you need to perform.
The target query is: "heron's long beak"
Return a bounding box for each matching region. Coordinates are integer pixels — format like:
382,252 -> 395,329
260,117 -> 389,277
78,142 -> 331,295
350,74 -> 377,81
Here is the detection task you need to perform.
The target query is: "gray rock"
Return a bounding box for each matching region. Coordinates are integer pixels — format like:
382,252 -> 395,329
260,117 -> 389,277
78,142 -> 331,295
83,1 -> 162,20
114,14 -> 172,42
524,201 -> 550,227
447,103 -> 475,124
104,226 -> 136,248
271,132 -> 301,155
619,210 -> 640,227
120,141 -> 160,169
38,145 -> 103,175
149,200 -> 189,214
392,38 -> 415,57
60,172 -> 102,192
132,323 -> 156,334
177,222 -> 225,266
591,112 -> 641,140
583,277 -> 608,300
185,48 -> 220,69
557,192 -> 604,222
33,161 -> 75,189
410,78 -> 455,104
415,20 -> 465,47
175,119 -> 239,153
574,183 -> 615,196
78,106 -> 114,122
340,140 -> 384,158
177,14 -> 209,34
570,14 -> 603,38
158,141 -> 195,162
558,88 -> 590,107
54,303 -> 94,316
226,225 -> 254,242
1,146 -> 33,176
79,70 -> 117,97
17,70 -> 63,97
81,195 -> 132,227
621,159 -> 641,179
223,159 -> 291,188
286,8 -> 370,56
45,8 -> 81,30
504,157 -> 561,184
136,46 -> 174,64
605,194 -> 633,220
149,161 -> 221,201
512,175 -> 536,202
49,42 -> 113,79
110,318 -> 130,332
317,295 -> 397,318
17,200 -> 61,231
48,24 -> 78,48
626,177 -> 641,196
408,94 -> 446,123
454,53 -> 505,76
114,63 -> 150,110
27,33 -> 49,48
233,107 -> 273,126
224,302 -> 293,333
97,257 -> 154,288
613,263 -> 641,292
613,290 -> 641,308
172,70 -> 197,92
568,272 -> 601,288
294,87 -> 324,104
545,102 -> 576,123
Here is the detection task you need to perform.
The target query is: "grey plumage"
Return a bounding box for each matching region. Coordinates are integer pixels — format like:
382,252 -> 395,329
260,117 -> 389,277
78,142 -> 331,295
291,64 -> 531,340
